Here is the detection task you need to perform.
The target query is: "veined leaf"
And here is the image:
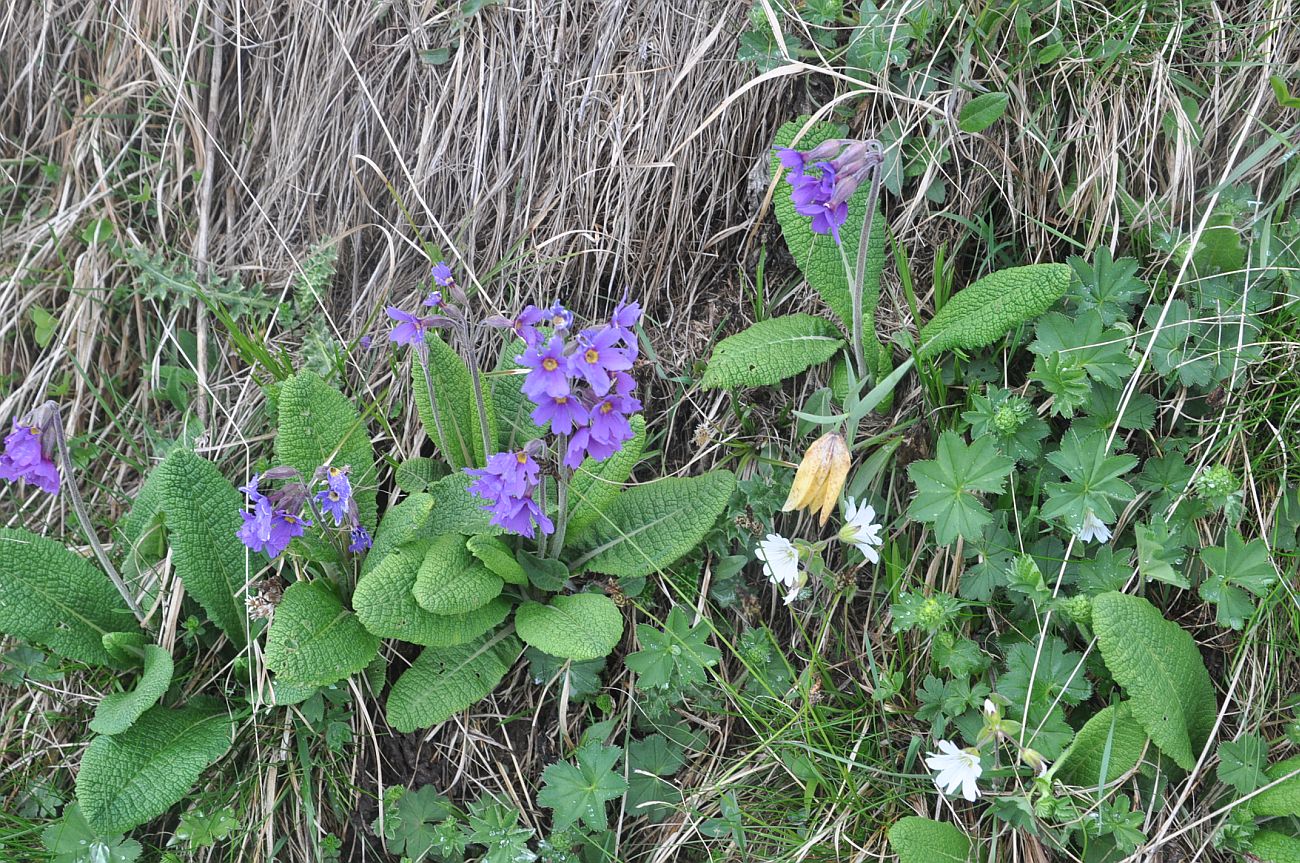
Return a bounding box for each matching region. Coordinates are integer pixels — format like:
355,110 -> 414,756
701,315 -> 842,390
918,263 -> 1071,358
514,593 -> 624,661
1248,831 -> 1300,863
413,533 -> 503,615
360,492 -> 434,577
1092,592 -> 1217,770
264,581 -> 379,687
386,634 -> 520,732
572,471 -> 736,578
466,534 -> 528,586
0,527 -> 136,667
76,704 -> 234,834
905,432 -> 1013,546
958,92 -> 1010,133
490,337 -> 545,450
567,414 -> 646,541
1055,703 -> 1148,786
356,541 -> 510,646
412,333 -> 496,470
275,370 -> 378,532
426,472 -> 500,537
90,645 -> 173,736
156,450 -> 249,645
1249,754 -> 1300,818
886,816 -> 971,863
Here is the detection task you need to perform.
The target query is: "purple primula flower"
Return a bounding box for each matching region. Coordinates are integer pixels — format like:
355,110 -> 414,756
386,307 -> 429,346
359,335 -> 373,350
511,305 -> 547,346
431,261 -> 455,287
315,480 -> 350,526
611,371 -> 642,413
774,146 -> 807,176
0,420 -> 60,494
237,473 -> 313,558
423,290 -> 443,309
545,302 -> 574,332
519,336 -> 571,400
564,425 -> 622,468
589,396 -> 634,447
531,393 -> 589,436
466,449 -> 553,538
567,327 -> 632,395
610,292 -> 642,349
349,526 -> 373,552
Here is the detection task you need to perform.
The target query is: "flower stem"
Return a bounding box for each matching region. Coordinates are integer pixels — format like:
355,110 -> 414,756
551,459 -> 570,559
461,320 -> 494,464
48,405 -> 146,625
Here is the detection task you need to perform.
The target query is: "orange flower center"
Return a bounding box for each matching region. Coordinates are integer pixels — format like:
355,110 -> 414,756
542,358 -> 559,372
515,452 -> 529,464
555,396 -> 568,405
584,348 -> 599,364
600,402 -> 614,415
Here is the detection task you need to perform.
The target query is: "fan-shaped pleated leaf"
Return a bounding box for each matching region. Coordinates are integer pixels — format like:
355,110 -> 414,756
90,645 -> 174,735
414,534 -> 503,615
572,471 -> 736,578
76,704 -> 234,834
702,315 -> 842,390
514,593 -> 624,661
156,449 -> 249,645
412,333 -> 496,470
264,581 -> 379,687
386,634 -> 520,732
0,527 -> 136,667
918,264 -> 1071,358
1092,592 -> 1217,770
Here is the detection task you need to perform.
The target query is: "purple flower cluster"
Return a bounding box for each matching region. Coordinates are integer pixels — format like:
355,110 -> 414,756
774,139 -> 883,244
237,474 -> 312,559
313,465 -> 372,552
465,294 -> 644,538
0,419 -> 59,494
514,296 -> 642,469
466,447 -> 554,538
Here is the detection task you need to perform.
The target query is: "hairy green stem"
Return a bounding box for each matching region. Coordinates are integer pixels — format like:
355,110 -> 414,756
551,458 -> 571,559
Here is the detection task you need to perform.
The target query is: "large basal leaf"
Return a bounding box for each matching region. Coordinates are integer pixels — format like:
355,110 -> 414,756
1054,702 -> 1149,786
90,645 -> 174,736
264,581 -> 379,687
0,527 -> 137,667
701,315 -> 843,390
413,533 -> 503,615
918,263 -> 1071,359
275,370 -> 378,531
886,816 -> 971,863
490,336 -> 545,450
1249,831 -> 1300,863
572,471 -> 736,578
466,534 -> 528,586
360,492 -> 434,578
386,634 -> 520,733
116,462 -> 169,567
566,414 -> 646,541
771,117 -> 889,371
425,472 -> 500,537
1092,592 -> 1217,770
412,333 -> 496,470
514,593 -> 624,661
76,704 -> 234,834
1249,754 -> 1300,817
355,541 -> 510,646
156,450 -> 249,645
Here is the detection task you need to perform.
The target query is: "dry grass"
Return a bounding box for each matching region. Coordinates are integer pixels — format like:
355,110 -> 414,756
3,0 -> 1300,859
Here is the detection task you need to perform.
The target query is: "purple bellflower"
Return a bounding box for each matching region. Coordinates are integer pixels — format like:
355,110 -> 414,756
567,327 -> 632,396
520,336 -> 571,400
314,465 -> 353,526
775,138 -> 884,245
0,417 -> 60,494
431,261 -> 455,287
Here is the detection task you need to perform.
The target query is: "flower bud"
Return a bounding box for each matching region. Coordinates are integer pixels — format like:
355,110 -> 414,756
1020,747 -> 1049,776
782,432 -> 850,525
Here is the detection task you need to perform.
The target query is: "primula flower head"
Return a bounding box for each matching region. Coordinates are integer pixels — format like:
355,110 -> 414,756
236,473 -> 313,559
315,467 -> 353,526
775,138 -> 883,245
519,336 -> 571,400
386,307 -> 440,346
349,526 -> 373,553
423,290 -> 443,309
568,327 -> 632,396
0,416 -> 60,495
465,447 -> 553,539
783,432 -> 850,526
531,393 -> 588,437
610,291 -> 642,348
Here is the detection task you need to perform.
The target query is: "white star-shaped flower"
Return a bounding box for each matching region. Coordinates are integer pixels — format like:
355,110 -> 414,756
838,497 -> 884,563
756,533 -> 801,590
1077,510 -> 1113,544
924,739 -> 983,802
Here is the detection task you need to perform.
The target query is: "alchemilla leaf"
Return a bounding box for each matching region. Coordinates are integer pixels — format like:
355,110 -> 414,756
906,431 -> 1013,546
